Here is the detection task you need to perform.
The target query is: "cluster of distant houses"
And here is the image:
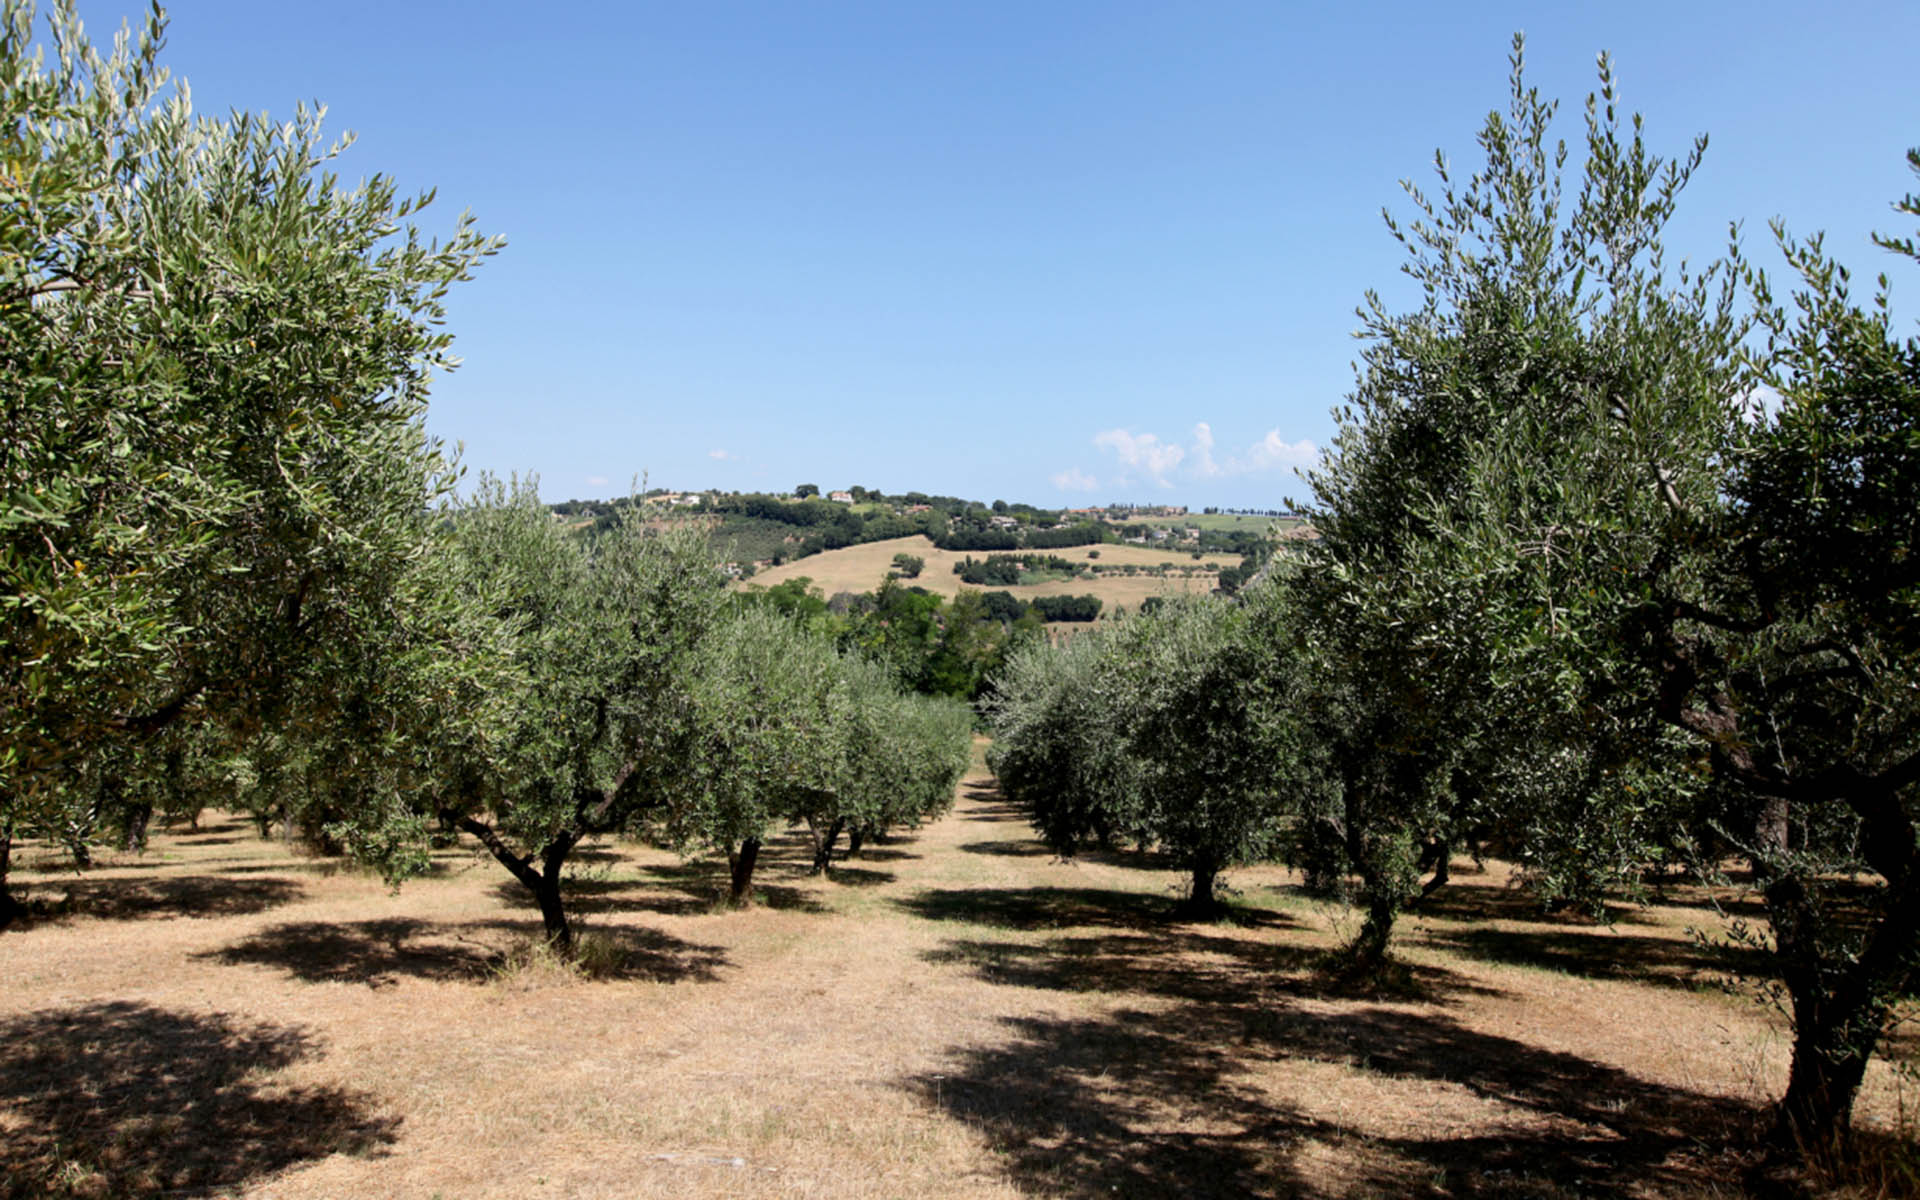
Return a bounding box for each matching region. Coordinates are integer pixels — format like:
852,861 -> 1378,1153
1121,526 -> 1203,545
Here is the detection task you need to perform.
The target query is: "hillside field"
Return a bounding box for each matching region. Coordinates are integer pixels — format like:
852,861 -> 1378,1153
2,746 -> 1912,1198
741,535 -> 1243,614
1130,513 -> 1303,535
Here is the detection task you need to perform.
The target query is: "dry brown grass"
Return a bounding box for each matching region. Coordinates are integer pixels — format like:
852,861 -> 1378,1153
3,760 -> 1914,1198
741,535 -> 1237,614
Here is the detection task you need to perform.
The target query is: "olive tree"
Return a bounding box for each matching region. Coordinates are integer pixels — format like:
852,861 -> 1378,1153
1296,42 -> 1731,968
430,478 -> 723,950
666,604 -> 973,900
0,0 -> 498,924
1105,589 -> 1311,917
989,589 -> 1319,917
1705,196 -> 1920,1151
814,653 -> 972,870
987,626 -> 1143,856
671,606 -> 850,906
1330,34 -> 1917,1155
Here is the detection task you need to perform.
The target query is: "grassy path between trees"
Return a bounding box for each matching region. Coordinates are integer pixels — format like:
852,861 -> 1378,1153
1,742 -> 1912,1197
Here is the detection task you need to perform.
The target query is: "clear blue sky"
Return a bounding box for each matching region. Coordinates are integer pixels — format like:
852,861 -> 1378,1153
97,0 -> 1920,508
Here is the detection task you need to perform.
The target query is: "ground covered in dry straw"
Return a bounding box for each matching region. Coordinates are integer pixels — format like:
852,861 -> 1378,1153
3,745 -> 1913,1198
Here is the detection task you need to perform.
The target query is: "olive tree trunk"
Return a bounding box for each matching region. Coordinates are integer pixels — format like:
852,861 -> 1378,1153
1418,838 -> 1451,898
727,837 -> 762,907
120,802 -> 153,853
808,817 -> 845,875
455,814 -> 577,953
1177,856 -> 1224,921
0,821 -> 25,930
1757,786 -> 1920,1161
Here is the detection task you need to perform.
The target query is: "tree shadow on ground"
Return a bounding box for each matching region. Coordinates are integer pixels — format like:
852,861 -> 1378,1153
1412,882 -> 1658,927
924,910 -> 1492,1010
198,917 -> 729,986
15,874 -> 305,924
958,781 -> 1028,824
898,884 -> 1291,931
822,864 -> 894,887
926,932 -> 1323,1006
0,1001 -> 397,1199
219,860 -> 340,876
1421,924 -> 1773,996
1650,874 -> 1887,933
910,933 -> 1755,1197
913,1006 -> 1315,1198
478,856 -> 831,918
844,845 -> 921,863
620,861 -> 829,915
958,838 -> 1057,858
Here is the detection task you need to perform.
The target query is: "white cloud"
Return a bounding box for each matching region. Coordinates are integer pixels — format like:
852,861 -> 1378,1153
585,475 -> 609,487
1191,421 -> 1220,477
1051,466 -> 1099,492
1093,428 -> 1185,487
1087,423 -> 1318,486
1241,430 -> 1319,472
708,448 -> 734,460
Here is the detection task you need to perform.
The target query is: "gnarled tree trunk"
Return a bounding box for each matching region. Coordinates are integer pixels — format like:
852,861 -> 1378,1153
1759,787 -> 1920,1161
1178,856 -> 1223,921
121,802 -> 153,853
727,837 -> 761,907
455,814 -> 577,953
809,817 -> 845,875
1346,889 -> 1401,975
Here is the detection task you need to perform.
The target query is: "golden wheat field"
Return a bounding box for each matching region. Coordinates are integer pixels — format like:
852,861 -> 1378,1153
738,535 -> 1241,612
2,742 -> 1913,1199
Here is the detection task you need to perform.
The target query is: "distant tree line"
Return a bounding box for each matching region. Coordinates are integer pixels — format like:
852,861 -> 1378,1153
952,554 -> 1078,586
1029,594 -> 1103,622
551,489 -> 1115,567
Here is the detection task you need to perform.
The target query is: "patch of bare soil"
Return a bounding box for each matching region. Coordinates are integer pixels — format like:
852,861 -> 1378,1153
2,765 -> 1912,1197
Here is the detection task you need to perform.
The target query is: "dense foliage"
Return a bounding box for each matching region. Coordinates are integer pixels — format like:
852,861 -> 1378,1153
667,606 -> 971,905
988,584 -> 1322,914
0,0 -> 499,922
1303,39 -> 1919,1153
982,39 -> 1920,1158
421,480 -> 725,949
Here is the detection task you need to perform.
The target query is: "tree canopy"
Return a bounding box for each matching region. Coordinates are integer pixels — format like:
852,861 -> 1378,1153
0,0 -> 499,923
1305,36 -> 1919,1153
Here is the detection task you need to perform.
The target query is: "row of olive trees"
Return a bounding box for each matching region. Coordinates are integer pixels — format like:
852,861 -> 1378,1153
988,39 -> 1919,1161
398,480 -> 972,949
667,608 -> 973,906
58,476 -> 974,952
987,583 -> 1328,919
0,2 -> 972,950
